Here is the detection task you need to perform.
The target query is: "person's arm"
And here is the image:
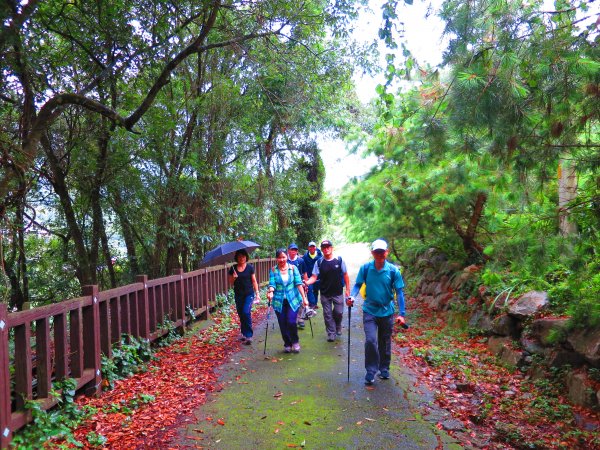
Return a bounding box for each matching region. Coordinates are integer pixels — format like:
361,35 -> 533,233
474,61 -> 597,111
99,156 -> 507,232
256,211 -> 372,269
251,273 -> 261,301
394,269 -> 406,323
304,262 -> 319,286
267,269 -> 276,301
343,272 -> 351,297
228,266 -> 237,285
292,266 -> 308,305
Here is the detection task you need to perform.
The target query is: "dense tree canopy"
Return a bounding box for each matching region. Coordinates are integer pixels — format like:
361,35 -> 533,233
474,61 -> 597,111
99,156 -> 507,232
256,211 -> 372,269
341,0 -> 598,323
0,0 -> 373,308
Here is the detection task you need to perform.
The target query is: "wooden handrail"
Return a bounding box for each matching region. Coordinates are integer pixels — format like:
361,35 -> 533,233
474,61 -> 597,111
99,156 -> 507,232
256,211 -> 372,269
0,257 -> 275,448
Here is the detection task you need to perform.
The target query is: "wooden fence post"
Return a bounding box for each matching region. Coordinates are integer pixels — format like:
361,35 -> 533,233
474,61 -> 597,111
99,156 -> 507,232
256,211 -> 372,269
172,269 -> 186,331
82,285 -> 102,396
135,275 -> 150,339
0,304 -> 11,449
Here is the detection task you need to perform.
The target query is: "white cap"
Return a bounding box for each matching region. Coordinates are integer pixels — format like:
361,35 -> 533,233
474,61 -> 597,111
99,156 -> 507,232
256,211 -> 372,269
308,241 -> 317,247
371,239 -> 388,251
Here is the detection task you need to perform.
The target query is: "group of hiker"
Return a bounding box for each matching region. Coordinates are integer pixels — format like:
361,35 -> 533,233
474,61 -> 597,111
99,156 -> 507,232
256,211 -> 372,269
227,239 -> 406,386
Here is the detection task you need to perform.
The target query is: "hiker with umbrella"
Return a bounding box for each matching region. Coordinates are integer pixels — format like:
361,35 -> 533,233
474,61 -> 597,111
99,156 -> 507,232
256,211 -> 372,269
228,249 -> 261,345
266,248 -> 309,353
348,239 -> 406,386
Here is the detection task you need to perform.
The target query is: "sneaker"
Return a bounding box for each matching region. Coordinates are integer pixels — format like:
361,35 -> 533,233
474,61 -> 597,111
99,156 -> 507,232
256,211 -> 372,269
365,374 -> 375,386
292,343 -> 301,353
284,346 -> 292,353
378,370 -> 390,380
313,304 -> 319,309
238,335 -> 246,341
327,335 -> 335,342
297,322 -> 305,329
244,337 -> 252,345
336,330 -> 342,336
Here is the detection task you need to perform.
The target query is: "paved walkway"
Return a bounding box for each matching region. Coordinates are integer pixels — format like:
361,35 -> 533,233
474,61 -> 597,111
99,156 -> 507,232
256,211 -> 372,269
171,244 -> 462,449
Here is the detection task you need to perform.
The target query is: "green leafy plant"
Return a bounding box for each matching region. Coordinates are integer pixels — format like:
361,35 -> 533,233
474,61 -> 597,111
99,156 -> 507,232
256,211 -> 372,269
101,335 -> 155,390
86,431 -> 108,448
10,378 -> 95,448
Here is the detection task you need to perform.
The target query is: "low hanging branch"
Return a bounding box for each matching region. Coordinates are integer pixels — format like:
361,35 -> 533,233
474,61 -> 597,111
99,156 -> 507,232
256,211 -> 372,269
0,0 -> 284,218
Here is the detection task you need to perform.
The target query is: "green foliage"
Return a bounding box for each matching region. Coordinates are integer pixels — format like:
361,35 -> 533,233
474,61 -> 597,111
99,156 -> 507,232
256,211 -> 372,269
101,335 -> 155,390
10,378 -> 96,448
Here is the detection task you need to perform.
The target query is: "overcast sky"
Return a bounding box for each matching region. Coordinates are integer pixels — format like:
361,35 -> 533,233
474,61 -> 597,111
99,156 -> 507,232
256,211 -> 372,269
321,0 -> 445,193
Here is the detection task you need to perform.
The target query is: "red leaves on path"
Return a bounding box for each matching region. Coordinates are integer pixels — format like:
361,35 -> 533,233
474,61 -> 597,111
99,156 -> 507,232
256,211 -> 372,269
57,306 -> 266,449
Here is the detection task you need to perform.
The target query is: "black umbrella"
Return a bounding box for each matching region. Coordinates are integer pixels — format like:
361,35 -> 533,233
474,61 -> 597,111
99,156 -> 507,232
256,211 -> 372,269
199,240 -> 261,267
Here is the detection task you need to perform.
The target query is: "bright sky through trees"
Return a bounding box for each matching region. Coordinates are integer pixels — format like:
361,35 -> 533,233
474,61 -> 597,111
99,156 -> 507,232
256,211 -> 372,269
322,0 -> 445,193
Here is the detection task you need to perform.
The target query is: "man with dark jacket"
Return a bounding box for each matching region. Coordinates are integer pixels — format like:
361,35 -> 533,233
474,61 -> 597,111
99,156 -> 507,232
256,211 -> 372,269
302,241 -> 322,308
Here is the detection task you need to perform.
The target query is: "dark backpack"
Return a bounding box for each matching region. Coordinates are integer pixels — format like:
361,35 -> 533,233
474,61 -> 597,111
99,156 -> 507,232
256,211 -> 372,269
317,256 -> 345,287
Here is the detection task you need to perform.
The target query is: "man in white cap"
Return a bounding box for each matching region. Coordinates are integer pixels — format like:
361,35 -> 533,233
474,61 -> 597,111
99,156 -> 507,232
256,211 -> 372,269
348,238 -> 406,386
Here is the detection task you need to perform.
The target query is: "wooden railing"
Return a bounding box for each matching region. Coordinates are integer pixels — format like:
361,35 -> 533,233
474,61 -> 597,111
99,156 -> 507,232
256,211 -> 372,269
0,258 -> 275,448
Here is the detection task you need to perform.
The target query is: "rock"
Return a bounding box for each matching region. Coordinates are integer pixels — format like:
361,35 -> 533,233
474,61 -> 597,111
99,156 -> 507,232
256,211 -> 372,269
566,327 -> 600,367
546,349 -> 585,368
439,419 -> 465,431
519,336 -> 547,356
487,336 -> 512,356
530,317 -> 569,346
566,371 -> 599,409
491,314 -> 520,338
499,346 -> 525,368
469,310 -> 494,335
508,291 -> 548,319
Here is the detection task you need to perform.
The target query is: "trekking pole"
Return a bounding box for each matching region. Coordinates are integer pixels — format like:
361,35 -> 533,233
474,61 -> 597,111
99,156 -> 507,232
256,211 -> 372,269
264,300 -> 271,355
308,317 -> 314,338
346,297 -> 353,382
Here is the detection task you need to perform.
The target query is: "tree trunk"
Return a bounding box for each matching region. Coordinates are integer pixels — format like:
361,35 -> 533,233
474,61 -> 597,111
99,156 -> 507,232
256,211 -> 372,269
43,137 -> 94,285
452,192 -> 489,263
558,157 -> 578,236
111,190 -> 141,276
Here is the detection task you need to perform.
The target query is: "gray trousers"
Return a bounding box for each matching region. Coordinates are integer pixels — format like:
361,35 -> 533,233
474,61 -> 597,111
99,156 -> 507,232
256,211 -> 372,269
320,293 -> 344,338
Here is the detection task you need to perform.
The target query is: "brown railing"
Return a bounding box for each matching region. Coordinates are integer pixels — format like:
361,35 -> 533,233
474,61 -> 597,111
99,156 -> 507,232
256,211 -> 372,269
0,258 -> 275,448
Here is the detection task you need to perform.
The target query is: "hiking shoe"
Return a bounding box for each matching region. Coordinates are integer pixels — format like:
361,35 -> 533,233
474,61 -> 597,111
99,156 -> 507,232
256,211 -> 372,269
365,374 -> 375,386
292,343 -> 301,353
284,346 -> 292,353
244,337 -> 252,345
378,370 -> 390,380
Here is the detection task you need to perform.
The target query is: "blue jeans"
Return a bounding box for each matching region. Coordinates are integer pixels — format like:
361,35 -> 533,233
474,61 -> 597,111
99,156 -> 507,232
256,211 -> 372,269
235,293 -> 254,338
275,299 -> 299,347
307,283 -> 319,307
363,312 -> 394,377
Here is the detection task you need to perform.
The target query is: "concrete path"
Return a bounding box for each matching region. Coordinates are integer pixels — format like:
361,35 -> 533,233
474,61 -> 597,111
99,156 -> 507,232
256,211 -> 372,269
172,244 -> 462,449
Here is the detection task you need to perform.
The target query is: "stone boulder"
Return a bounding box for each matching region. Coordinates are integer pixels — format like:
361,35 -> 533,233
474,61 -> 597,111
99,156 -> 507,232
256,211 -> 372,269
567,327 -> 600,367
530,317 -> 569,346
566,370 -> 599,409
491,314 -> 520,338
508,291 -> 549,319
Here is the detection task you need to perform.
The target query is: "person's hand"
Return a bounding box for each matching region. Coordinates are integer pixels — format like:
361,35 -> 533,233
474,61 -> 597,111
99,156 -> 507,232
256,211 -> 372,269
395,315 -> 409,329
303,297 -> 309,307
232,270 -> 238,279
345,296 -> 354,307
267,291 -> 273,301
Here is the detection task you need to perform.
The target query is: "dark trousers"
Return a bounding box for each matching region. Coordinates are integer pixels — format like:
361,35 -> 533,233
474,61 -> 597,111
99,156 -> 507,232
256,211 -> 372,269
235,293 -> 254,338
276,299 -> 299,347
363,312 -> 394,376
307,283 -> 319,307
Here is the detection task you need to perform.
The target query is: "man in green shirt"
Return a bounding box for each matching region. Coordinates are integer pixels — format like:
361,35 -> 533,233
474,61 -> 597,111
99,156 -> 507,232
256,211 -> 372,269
349,239 -> 406,386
